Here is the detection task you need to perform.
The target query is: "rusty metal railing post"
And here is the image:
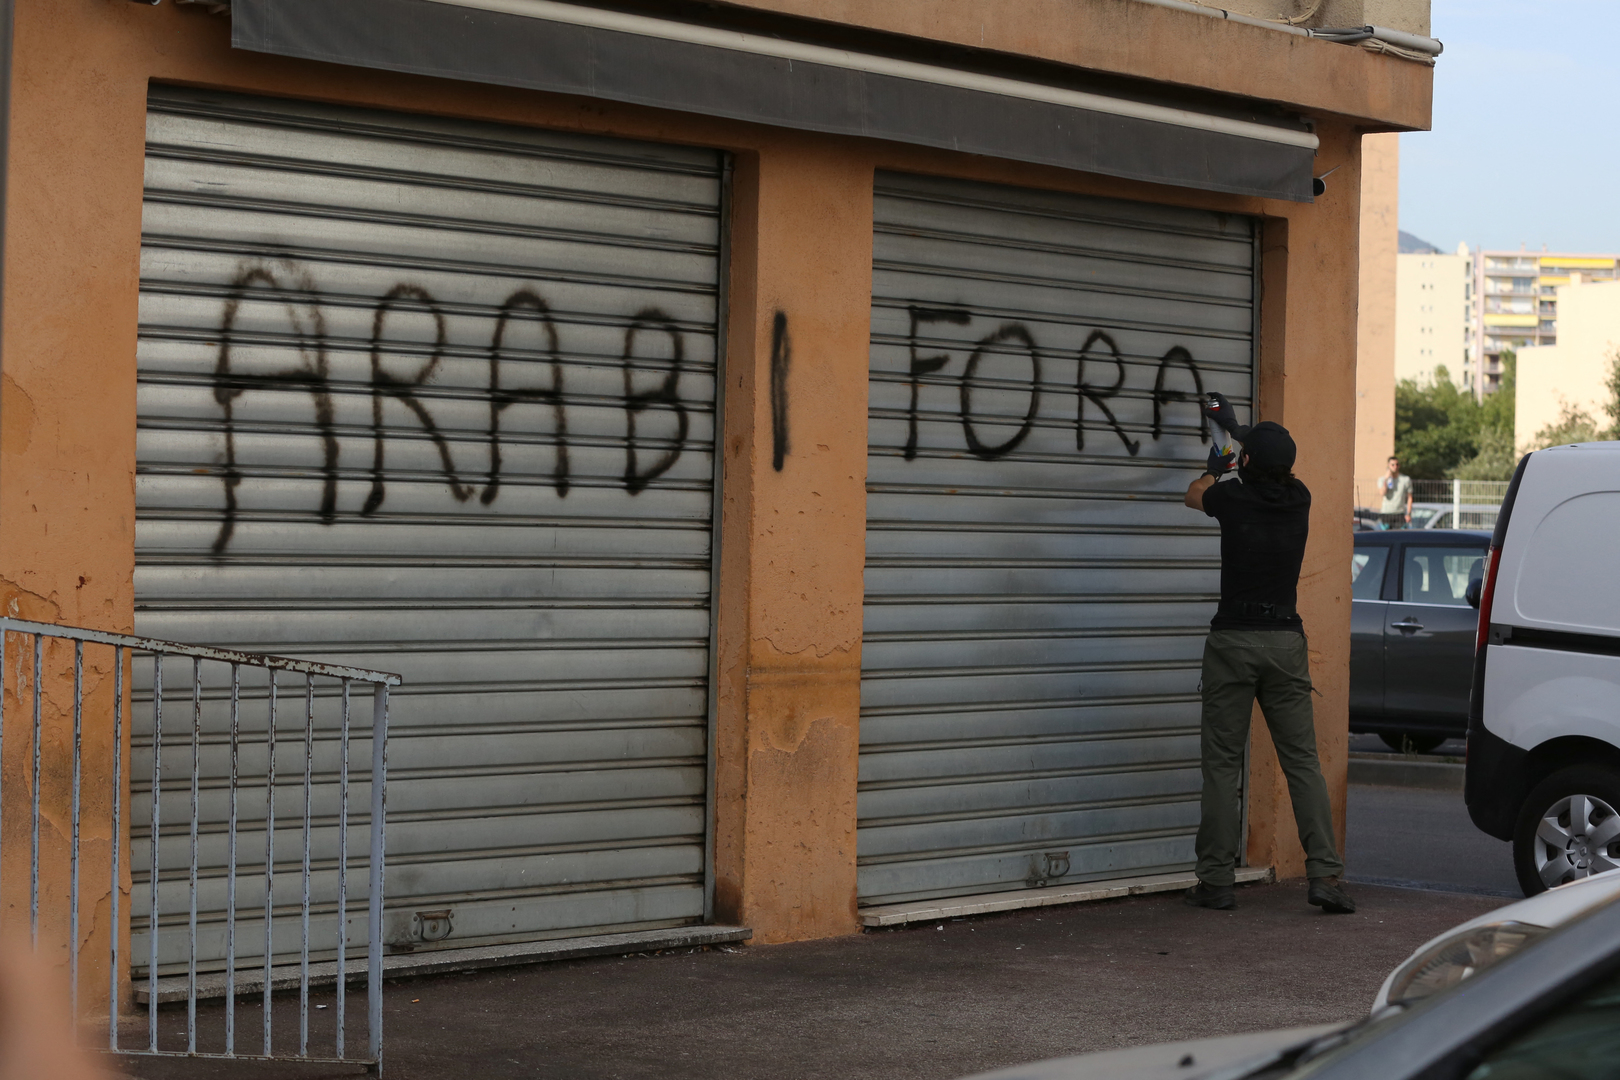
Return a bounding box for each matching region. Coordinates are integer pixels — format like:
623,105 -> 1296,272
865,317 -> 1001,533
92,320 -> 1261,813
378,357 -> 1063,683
109,644 -> 123,1051
367,682 -> 389,1071
0,617 -> 397,1069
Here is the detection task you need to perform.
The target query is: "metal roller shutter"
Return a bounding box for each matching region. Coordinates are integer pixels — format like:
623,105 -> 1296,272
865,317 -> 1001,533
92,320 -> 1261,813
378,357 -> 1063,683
133,86 -> 724,970
861,172 -> 1257,906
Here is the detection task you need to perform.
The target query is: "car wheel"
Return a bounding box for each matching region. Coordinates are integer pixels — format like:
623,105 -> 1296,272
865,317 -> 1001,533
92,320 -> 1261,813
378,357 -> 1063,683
1513,765 -> 1620,896
1379,732 -> 1446,754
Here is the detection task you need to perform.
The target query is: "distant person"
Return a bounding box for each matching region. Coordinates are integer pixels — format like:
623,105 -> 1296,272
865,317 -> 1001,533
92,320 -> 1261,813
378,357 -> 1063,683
1380,456 -> 1412,529
1179,395 -> 1354,915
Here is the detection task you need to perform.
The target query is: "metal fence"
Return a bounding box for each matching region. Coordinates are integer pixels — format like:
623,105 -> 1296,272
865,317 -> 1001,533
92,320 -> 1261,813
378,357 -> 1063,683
0,617 -> 399,1072
1355,478 -> 1511,531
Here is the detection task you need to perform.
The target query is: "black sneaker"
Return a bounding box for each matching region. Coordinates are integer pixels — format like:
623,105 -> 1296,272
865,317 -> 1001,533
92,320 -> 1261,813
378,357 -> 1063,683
1183,881 -> 1236,910
1308,876 -> 1356,914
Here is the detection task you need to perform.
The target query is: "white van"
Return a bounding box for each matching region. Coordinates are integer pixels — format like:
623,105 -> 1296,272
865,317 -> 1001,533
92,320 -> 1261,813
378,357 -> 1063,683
1466,442 -> 1620,896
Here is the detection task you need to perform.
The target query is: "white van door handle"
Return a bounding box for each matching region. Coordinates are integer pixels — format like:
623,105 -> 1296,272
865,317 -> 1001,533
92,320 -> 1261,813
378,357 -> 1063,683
1390,618 -> 1425,633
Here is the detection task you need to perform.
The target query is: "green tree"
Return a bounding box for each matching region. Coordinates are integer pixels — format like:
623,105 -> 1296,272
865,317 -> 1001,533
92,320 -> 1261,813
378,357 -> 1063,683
1604,347 -> 1620,439
1394,364 -> 1482,478
1448,351 -> 1517,480
1480,350 -> 1516,435
1393,355 -> 1519,481
1527,404 -> 1600,450
1452,427 -> 1518,480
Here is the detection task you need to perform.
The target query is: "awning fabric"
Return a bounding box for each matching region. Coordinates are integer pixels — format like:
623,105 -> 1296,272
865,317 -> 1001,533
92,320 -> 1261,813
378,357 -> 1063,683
230,0 -> 1318,202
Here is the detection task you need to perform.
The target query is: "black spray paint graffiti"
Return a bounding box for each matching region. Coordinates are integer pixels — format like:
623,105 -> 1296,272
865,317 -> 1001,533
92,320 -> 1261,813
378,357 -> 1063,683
1150,346 -> 1205,442
961,323 -> 1041,460
1076,330 -> 1141,456
902,305 -> 1217,461
364,284 -> 475,515
485,289 -> 569,504
622,309 -> 690,494
904,306 -> 973,460
213,262 -> 340,554
770,311 -> 791,472
209,260 -> 690,554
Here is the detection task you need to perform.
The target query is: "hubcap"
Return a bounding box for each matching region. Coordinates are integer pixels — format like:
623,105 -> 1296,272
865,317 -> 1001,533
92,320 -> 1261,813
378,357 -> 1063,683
1533,793 -> 1620,888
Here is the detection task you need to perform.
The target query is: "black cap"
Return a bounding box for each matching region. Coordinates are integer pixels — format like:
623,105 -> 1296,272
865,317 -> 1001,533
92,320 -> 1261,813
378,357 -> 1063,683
1242,421 -> 1296,472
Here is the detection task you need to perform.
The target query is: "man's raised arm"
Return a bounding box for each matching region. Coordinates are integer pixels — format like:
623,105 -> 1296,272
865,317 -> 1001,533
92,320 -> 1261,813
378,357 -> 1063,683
1185,474 -> 1215,511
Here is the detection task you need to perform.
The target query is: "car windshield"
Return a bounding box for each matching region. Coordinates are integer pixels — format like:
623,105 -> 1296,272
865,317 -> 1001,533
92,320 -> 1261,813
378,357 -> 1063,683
1461,966 -> 1620,1079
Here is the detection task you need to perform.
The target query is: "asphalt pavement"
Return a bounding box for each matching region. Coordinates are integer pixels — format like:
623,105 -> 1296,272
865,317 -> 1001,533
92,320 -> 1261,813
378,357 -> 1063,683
1347,734 -> 1465,757
109,739 -> 1523,1080
1343,734 -> 1522,899
1346,785 -> 1520,897
115,880 -> 1501,1080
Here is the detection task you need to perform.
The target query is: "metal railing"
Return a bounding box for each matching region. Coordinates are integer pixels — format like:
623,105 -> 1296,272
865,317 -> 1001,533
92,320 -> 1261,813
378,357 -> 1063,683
1355,478 -> 1511,531
0,617 -> 399,1072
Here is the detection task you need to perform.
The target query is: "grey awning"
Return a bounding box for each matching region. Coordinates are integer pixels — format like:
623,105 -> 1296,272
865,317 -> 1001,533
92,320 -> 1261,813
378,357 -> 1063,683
230,0 -> 1318,202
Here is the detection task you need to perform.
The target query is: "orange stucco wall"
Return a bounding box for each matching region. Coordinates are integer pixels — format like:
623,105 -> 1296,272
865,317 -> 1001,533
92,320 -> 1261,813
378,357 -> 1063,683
719,0 -> 1434,131
715,145 -> 873,940
0,0 -> 1422,988
1245,124 -> 1364,879
1354,133 -> 1400,502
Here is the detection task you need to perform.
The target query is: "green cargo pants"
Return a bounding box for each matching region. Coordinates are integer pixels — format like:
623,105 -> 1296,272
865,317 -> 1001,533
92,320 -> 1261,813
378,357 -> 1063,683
1195,629 -> 1344,887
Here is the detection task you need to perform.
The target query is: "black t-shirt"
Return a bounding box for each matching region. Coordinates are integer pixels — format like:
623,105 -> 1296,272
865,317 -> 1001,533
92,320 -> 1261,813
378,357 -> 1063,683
1201,474 -> 1311,632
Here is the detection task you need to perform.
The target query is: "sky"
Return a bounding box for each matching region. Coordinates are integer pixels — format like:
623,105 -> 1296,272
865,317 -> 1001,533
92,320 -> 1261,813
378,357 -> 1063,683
1400,0 -> 1620,255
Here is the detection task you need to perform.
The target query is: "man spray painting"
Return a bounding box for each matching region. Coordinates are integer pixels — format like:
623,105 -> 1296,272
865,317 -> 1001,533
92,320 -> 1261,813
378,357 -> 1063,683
1178,393 -> 1354,914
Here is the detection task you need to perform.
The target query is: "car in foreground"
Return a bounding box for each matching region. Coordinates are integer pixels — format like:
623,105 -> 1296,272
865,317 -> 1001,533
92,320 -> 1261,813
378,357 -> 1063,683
1464,443 -> 1620,896
957,871 -> 1620,1080
1350,528 -> 1490,753
1370,865 -> 1620,1011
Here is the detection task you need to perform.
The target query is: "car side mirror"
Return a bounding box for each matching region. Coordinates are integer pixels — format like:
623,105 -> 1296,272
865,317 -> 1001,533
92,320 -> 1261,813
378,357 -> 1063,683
1465,577 -> 1482,609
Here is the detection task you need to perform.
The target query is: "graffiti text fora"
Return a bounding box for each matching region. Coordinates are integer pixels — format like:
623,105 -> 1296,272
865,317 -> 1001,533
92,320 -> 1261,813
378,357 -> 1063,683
902,305 -> 1218,461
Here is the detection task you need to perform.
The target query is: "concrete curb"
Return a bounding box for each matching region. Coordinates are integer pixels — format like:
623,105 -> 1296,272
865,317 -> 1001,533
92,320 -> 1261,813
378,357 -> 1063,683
1349,752 -> 1464,792
136,924 -> 752,1005
858,867 -> 1275,927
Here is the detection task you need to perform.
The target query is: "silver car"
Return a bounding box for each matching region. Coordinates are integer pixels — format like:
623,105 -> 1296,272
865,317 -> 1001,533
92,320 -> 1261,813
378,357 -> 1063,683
958,871 -> 1620,1080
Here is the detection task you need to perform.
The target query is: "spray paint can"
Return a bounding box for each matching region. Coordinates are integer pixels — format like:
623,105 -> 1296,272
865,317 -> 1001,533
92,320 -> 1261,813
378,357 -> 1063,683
1205,392 -> 1241,469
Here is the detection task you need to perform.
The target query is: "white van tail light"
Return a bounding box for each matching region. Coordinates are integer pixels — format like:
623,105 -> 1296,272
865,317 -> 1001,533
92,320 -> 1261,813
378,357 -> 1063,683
1476,546 -> 1503,652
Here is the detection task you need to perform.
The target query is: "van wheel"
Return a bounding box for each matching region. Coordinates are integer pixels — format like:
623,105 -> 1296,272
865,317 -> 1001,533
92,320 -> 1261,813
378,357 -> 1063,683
1379,732 -> 1445,754
1513,766 -> 1620,896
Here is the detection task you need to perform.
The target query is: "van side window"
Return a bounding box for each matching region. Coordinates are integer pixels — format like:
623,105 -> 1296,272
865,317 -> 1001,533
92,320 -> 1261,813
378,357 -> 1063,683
1351,547 -> 1389,601
1402,546 -> 1486,606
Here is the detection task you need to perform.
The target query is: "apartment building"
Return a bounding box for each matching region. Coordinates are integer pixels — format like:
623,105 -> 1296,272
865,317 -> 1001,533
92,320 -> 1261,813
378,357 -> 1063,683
1516,280 -> 1620,447
1476,251 -> 1620,393
1395,236 -> 1472,386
